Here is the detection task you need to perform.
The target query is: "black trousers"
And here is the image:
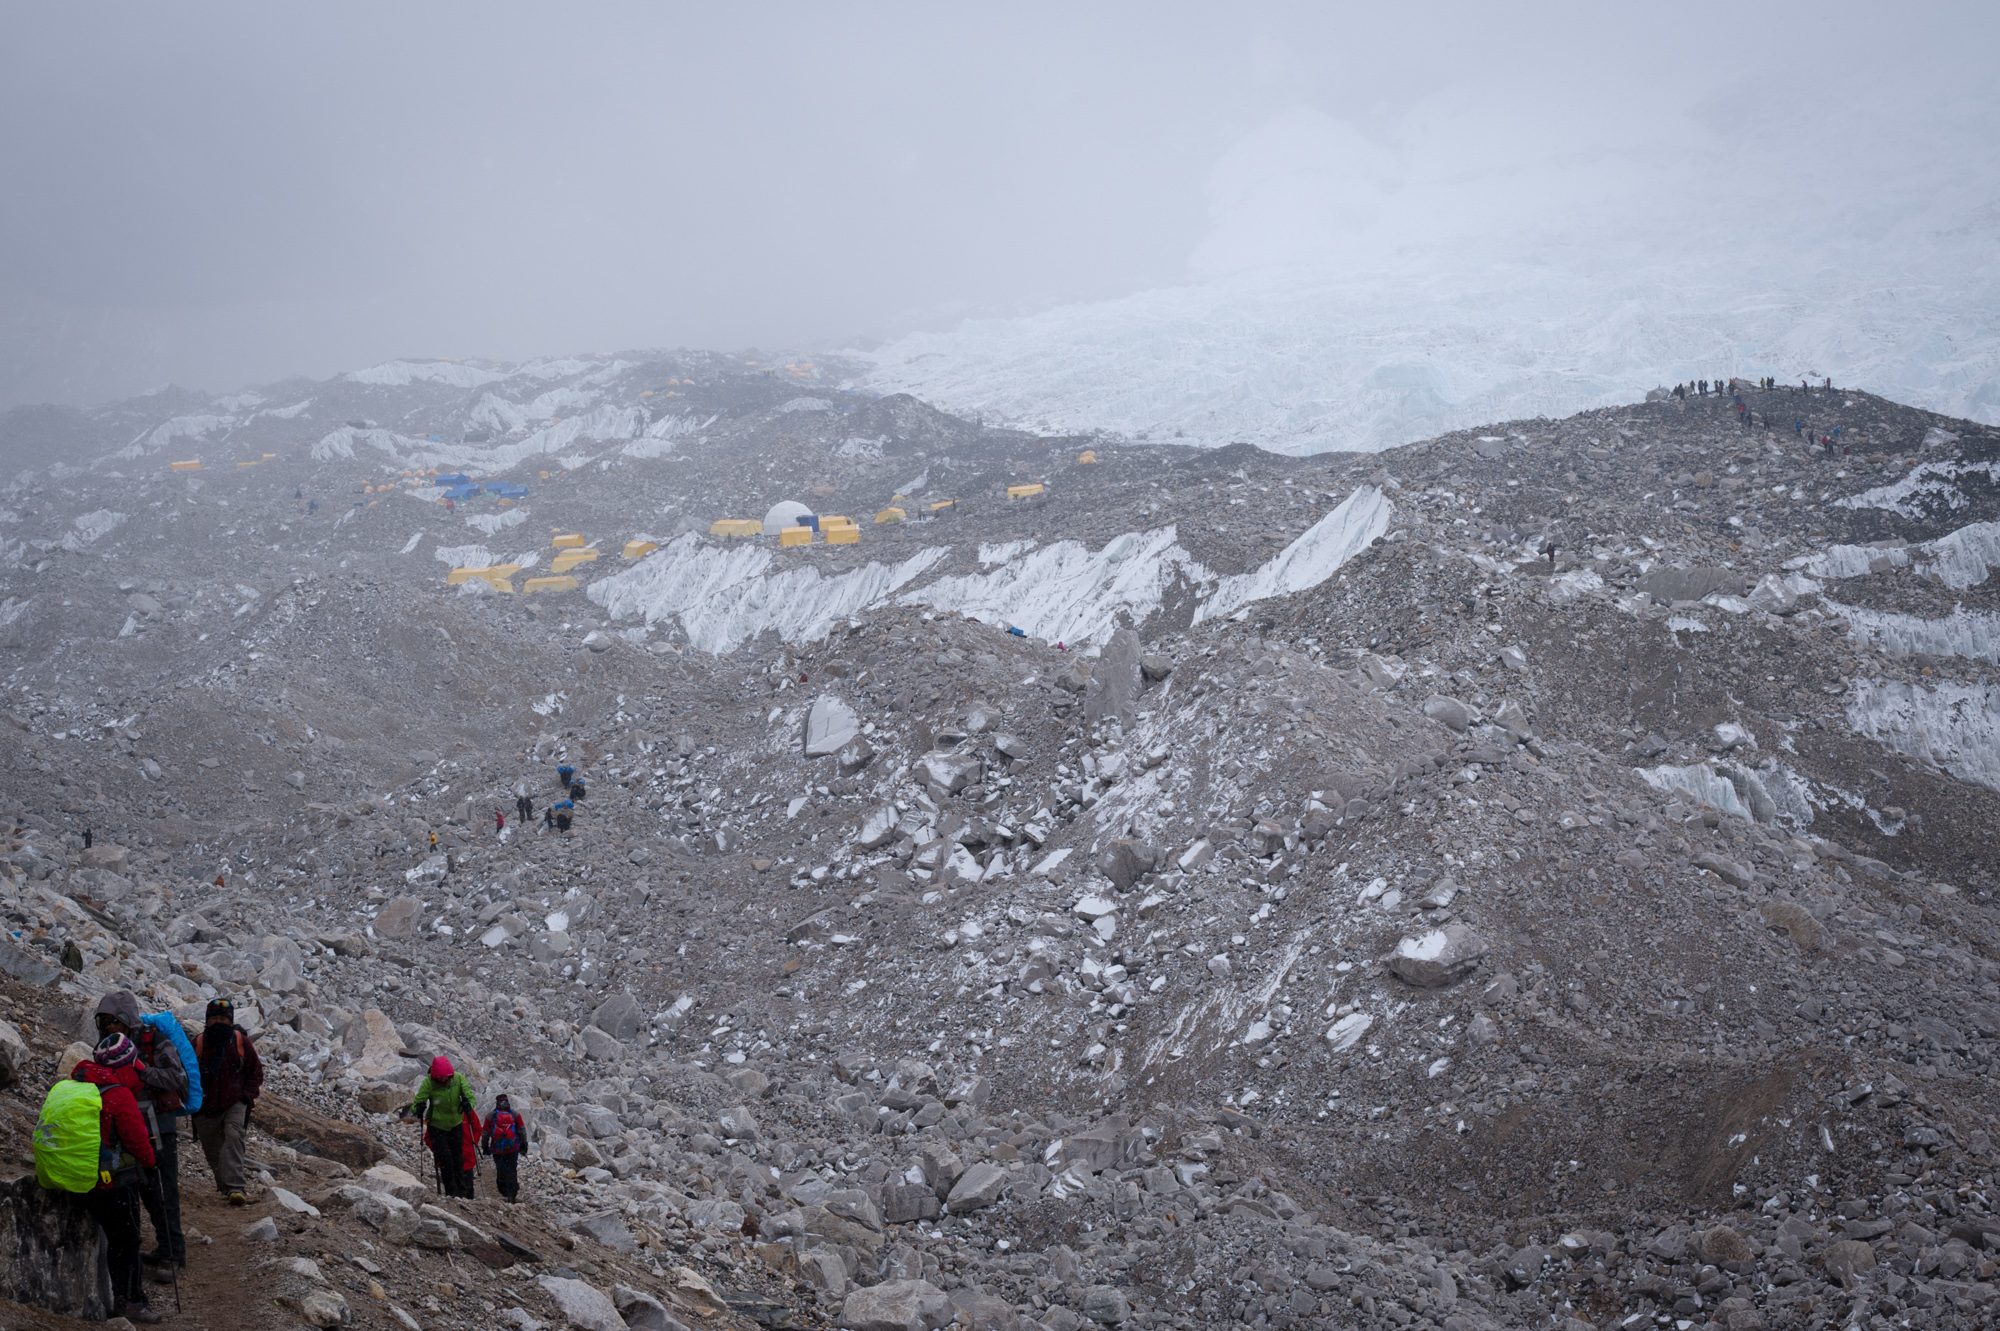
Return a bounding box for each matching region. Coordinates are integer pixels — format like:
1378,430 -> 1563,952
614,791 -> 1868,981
494,1152 -> 520,1199
140,1113 -> 185,1261
86,1185 -> 145,1306
430,1123 -> 473,1198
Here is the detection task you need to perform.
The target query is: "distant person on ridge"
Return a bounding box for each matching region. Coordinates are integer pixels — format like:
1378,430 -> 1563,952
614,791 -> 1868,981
192,997 -> 262,1205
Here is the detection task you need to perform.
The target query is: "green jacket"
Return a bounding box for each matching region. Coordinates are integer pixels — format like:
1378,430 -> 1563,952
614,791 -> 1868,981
408,1072 -> 475,1130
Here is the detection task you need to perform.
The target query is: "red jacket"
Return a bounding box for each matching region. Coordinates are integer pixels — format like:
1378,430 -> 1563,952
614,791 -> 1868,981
74,1061 -> 157,1172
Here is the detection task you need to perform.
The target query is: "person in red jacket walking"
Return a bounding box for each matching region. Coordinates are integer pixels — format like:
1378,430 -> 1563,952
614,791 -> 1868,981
75,1033 -> 164,1323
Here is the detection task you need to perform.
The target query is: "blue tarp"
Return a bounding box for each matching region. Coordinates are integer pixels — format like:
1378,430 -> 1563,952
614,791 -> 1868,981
797,515 -> 820,532
485,482 -> 529,499
434,472 -> 473,487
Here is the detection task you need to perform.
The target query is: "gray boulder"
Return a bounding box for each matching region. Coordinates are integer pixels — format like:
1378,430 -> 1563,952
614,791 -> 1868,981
1085,628 -> 1143,730
1422,695 -> 1475,732
589,991 -> 644,1042
1098,839 -> 1159,891
538,1275 -> 626,1331
0,1175 -> 112,1318
945,1162 -> 1010,1211
840,1279 -> 955,1331
804,694 -> 861,758
1388,925 -> 1489,988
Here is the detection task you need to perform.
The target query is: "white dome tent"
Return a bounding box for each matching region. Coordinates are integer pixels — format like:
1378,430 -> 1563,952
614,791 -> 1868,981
762,500 -> 815,535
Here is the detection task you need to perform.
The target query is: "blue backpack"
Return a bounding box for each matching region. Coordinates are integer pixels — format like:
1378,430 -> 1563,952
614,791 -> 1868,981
141,1011 -> 202,1114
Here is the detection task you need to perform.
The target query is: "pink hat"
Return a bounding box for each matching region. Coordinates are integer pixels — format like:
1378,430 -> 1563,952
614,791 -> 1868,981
429,1056 -> 454,1080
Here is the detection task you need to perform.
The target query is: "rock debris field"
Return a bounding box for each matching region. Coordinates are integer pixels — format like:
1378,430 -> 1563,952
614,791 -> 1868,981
0,355 -> 1996,1331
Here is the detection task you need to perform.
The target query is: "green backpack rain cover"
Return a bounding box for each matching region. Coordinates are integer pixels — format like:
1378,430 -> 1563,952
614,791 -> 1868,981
34,1078 -> 103,1193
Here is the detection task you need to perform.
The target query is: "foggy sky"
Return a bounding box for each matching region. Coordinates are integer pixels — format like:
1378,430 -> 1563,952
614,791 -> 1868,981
3,1 -> 1994,409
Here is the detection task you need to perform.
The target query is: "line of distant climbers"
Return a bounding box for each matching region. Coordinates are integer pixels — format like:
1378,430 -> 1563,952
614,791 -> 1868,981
1670,376 -> 1832,400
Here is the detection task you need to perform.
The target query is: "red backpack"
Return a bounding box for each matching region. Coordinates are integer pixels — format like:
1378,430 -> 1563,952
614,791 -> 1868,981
489,1110 -> 522,1155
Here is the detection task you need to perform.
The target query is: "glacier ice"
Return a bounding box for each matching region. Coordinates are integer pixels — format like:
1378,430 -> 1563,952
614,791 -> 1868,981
588,534 -> 949,654
1832,601 -> 2000,663
1847,678 -> 2000,792
1195,486 -> 1390,623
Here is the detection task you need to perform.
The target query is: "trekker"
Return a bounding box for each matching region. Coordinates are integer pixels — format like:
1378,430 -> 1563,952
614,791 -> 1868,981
543,805 -> 554,829
556,763 -> 575,791
481,1093 -> 529,1203
554,800 -> 573,832
402,1057 -> 477,1199
192,997 -> 262,1205
96,991 -> 188,1271
516,793 -> 532,822
75,1034 -> 164,1322
83,826 -> 93,849
494,810 -> 505,834
429,830 -> 438,852
568,776 -> 586,802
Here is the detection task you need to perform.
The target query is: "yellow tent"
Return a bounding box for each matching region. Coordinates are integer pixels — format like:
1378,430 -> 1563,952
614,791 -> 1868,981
778,527 -> 813,548
819,515 -> 856,529
1076,449 -> 1098,464
522,575 -> 581,595
623,539 -> 659,559
552,548 -> 600,574
551,532 -> 586,549
874,506 -> 906,524
169,460 -> 201,472
709,519 -> 762,539
825,526 -> 859,545
1006,483 -> 1046,500
928,499 -> 957,512
474,572 -> 516,593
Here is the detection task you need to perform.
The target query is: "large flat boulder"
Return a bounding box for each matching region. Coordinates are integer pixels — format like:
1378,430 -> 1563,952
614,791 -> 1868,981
1388,925 -> 1489,988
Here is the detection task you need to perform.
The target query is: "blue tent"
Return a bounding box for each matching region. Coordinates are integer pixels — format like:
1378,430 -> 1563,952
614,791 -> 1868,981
434,472 -> 473,488
485,482 -> 529,499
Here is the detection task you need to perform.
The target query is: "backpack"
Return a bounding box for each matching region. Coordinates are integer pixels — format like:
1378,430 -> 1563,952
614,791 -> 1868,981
34,1079 -> 104,1193
141,1010 -> 202,1114
489,1110 -> 521,1154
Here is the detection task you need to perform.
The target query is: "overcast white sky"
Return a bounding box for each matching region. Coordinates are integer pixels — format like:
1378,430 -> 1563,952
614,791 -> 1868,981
2,1 -> 1993,408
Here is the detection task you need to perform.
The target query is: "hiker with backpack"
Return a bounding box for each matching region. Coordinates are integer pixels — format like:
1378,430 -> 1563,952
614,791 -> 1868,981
480,1093 -> 530,1203
191,997 -> 263,1205
95,991 -> 192,1272
42,1033 -> 164,1322
557,762 -> 575,792
400,1057 -> 479,1199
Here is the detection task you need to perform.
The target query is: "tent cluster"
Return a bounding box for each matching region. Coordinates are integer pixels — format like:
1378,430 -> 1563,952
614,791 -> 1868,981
441,528 -> 662,595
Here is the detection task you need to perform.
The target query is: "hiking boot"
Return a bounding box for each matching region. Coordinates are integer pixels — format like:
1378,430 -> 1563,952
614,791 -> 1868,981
141,1248 -> 183,1266
227,1190 -> 248,1205
124,1303 -> 170,1323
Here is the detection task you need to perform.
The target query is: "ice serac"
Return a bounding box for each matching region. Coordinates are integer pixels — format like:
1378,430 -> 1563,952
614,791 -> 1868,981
588,535 -> 948,654
902,527 -> 1209,646
1847,679 -> 2000,792
1196,485 -> 1392,623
